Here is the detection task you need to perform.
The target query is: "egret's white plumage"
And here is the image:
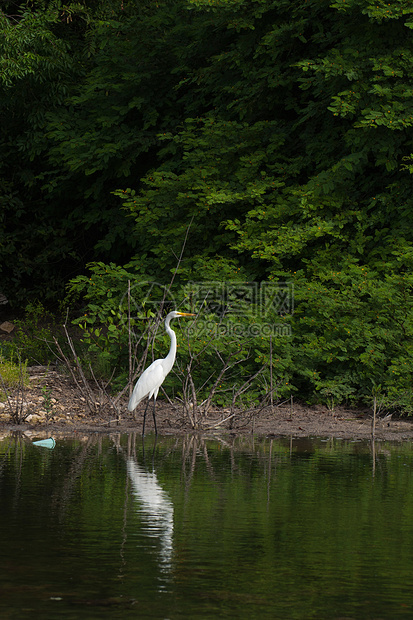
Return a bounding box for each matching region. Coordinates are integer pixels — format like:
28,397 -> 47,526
128,310 -> 195,434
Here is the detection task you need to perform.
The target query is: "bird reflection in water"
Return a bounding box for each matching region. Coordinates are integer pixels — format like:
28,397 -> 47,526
126,456 -> 174,574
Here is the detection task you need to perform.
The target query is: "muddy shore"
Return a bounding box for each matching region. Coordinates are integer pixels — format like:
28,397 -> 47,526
1,366 -> 413,441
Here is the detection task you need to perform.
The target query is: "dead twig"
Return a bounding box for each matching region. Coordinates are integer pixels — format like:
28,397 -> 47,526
53,312 -> 120,420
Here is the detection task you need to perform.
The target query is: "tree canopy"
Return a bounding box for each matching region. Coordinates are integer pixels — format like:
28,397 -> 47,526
1,0 -> 413,409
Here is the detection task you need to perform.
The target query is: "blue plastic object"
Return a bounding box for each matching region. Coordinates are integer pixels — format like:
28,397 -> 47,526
32,438 -> 56,449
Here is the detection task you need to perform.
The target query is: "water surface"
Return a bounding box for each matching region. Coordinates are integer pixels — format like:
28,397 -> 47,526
1,432 -> 413,619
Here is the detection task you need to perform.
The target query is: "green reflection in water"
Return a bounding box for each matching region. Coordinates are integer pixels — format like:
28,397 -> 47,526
0,432 -> 413,619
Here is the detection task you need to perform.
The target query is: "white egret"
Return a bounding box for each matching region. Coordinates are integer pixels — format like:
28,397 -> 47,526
128,310 -> 195,435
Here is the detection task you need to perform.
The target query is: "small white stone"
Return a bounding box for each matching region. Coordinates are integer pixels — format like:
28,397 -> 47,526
26,414 -> 42,423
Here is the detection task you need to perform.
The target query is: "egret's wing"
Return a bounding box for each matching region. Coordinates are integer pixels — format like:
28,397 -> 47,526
128,359 -> 166,411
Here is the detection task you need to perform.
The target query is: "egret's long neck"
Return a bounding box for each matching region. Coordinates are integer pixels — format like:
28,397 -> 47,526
163,317 -> 177,376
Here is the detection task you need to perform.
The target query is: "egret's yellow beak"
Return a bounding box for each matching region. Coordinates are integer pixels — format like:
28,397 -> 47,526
177,312 -> 196,316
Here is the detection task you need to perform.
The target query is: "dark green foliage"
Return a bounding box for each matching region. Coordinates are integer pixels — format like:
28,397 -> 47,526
2,0 -> 413,409
5,301 -> 56,364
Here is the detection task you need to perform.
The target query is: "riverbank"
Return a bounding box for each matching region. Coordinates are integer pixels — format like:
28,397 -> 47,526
1,366 -> 413,441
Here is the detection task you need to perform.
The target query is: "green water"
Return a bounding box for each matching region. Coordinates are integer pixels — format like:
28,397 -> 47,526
1,432 -> 413,619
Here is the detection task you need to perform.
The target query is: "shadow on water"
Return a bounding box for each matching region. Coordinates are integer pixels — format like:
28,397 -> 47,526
1,430 -> 413,618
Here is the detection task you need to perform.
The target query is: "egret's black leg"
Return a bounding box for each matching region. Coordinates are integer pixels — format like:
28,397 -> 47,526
152,398 -> 158,435
142,399 -> 150,436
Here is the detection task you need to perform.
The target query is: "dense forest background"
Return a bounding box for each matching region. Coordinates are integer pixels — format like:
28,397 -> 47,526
1,0 -> 413,411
